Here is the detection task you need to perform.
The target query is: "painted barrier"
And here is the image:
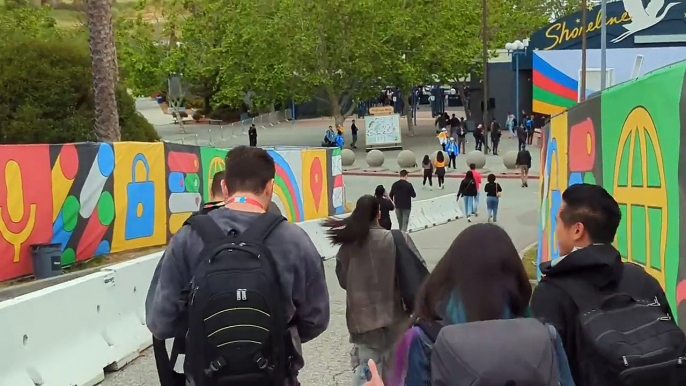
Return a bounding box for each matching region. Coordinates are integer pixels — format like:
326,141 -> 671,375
0,193 -> 462,386
0,143 -> 344,282
537,60 -> 686,329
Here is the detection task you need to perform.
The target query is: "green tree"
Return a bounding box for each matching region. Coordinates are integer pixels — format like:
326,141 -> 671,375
0,35 -> 159,144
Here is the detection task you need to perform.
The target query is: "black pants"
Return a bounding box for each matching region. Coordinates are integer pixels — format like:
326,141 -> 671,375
249,137 -> 257,147
492,139 -> 500,154
475,136 -> 483,150
448,154 -> 456,169
527,130 -> 534,144
436,167 -> 445,187
380,218 -> 391,230
423,169 -> 433,186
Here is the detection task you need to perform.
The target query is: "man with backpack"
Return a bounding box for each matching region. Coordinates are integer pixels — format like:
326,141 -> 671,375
146,146 -> 330,386
532,183 -> 686,386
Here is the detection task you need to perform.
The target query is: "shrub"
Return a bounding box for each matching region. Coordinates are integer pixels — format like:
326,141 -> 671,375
192,111 -> 203,121
0,33 -> 159,144
208,104 -> 241,122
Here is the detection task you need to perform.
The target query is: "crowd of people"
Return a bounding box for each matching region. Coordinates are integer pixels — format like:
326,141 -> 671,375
145,145 -> 686,386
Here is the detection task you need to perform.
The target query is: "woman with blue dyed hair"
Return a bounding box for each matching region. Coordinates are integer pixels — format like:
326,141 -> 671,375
386,223 -> 574,386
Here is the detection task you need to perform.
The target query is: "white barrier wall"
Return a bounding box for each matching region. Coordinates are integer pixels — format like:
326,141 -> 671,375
0,194 -> 462,386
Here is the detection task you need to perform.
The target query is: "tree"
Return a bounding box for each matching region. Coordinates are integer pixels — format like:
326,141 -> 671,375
0,34 -> 159,144
88,0 -> 120,141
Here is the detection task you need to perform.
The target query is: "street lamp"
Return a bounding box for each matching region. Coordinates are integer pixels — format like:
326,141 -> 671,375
505,39 -> 529,126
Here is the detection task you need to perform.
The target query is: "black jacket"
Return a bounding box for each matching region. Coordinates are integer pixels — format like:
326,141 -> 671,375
456,178 -> 477,197
389,180 -> 416,210
531,244 -> 672,386
515,150 -> 532,168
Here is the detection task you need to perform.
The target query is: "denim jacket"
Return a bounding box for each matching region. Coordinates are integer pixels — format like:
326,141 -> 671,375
403,323 -> 576,386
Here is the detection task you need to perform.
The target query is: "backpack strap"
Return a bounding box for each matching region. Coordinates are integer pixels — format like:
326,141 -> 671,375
241,212 -> 286,243
184,214 -> 226,244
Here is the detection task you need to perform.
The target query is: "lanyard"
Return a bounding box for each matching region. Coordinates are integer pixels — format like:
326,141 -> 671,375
226,197 -> 265,210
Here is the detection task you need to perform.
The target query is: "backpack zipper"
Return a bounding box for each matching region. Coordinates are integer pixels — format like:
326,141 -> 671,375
190,286 -> 199,306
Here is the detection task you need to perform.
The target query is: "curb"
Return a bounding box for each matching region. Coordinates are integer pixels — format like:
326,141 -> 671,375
343,171 -> 540,180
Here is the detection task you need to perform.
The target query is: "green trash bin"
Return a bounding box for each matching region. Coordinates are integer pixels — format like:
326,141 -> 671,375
30,243 -> 63,279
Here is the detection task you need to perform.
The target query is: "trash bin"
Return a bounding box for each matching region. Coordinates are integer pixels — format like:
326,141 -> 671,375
30,244 -> 63,279
156,95 -> 164,104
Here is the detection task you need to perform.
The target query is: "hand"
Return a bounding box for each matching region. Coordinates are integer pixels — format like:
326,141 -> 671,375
364,360 -> 384,386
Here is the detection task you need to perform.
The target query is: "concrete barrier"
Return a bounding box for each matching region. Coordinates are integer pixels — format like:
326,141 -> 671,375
0,194 -> 464,386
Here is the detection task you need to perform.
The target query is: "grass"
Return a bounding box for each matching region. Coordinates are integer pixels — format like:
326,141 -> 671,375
522,244 -> 538,284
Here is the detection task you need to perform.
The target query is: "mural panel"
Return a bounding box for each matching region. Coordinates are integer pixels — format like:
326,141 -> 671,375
0,145 -> 53,280
301,149 -> 329,220
51,143 -> 115,265
538,61 -> 686,328
164,143 -> 203,236
0,144 -> 337,281
111,142 -> 167,253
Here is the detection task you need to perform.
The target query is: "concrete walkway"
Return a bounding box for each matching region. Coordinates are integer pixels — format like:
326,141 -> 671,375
100,178 -> 540,386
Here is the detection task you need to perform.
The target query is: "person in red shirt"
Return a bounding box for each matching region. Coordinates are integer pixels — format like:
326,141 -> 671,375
469,163 -> 482,216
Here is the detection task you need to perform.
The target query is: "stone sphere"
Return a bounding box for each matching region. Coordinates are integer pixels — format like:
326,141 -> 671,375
366,149 -> 385,167
341,148 -> 355,166
503,150 -> 518,169
397,150 -> 416,168
465,150 -> 486,169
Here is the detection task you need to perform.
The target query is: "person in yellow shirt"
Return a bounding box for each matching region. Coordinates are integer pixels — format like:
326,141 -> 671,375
437,128 -> 448,151
433,151 -> 446,189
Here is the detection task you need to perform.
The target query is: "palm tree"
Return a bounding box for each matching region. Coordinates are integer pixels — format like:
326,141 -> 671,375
88,0 -> 121,142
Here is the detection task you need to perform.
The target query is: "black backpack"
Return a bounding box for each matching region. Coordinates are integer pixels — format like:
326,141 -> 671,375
548,263 -> 686,386
182,212 -> 292,386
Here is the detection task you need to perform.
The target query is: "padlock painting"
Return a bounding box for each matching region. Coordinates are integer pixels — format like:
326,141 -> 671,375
0,142 -> 342,282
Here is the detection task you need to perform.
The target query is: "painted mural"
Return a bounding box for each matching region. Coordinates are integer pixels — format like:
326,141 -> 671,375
538,60 -> 686,327
0,143 -> 342,281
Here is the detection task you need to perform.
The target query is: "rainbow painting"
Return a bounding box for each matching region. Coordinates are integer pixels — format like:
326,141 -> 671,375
267,150 -> 305,223
533,53 -> 578,116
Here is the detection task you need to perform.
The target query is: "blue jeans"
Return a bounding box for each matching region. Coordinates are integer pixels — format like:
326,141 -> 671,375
486,196 -> 500,221
473,192 -> 480,214
463,196 -> 474,217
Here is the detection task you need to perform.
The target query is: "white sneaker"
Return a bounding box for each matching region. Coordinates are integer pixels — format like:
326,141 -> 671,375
488,216 -> 492,223
467,216 -> 472,222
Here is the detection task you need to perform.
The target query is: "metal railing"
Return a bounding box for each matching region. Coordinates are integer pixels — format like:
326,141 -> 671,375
162,108 -> 293,147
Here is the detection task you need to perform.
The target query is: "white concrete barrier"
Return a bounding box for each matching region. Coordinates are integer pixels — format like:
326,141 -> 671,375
0,194 -> 464,386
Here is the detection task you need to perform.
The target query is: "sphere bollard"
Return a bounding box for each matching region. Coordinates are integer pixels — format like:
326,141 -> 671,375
366,149 -> 385,167
503,150 -> 518,169
397,150 -> 416,169
341,148 -> 355,166
465,150 -> 486,169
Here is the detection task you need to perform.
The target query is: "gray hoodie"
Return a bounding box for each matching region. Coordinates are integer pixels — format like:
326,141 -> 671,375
145,207 -> 330,371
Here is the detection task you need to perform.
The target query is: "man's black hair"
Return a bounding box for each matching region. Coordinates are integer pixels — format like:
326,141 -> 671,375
224,146 -> 275,196
560,183 -> 621,244
210,170 -> 224,198
399,169 -> 409,177
469,163 -> 476,170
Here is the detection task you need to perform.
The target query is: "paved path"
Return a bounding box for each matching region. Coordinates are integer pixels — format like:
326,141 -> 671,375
100,178 -> 540,386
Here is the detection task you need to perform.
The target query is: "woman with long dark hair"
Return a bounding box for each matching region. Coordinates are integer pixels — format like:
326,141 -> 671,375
375,185 -> 395,230
433,151 -> 446,189
389,224 -> 573,386
324,195 -> 420,386
421,155 -> 433,190
456,170 -> 478,222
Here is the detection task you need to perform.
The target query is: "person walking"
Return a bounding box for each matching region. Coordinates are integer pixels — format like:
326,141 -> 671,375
445,138 -> 458,169
474,124 -> 484,151
456,171 -> 478,222
350,119 -> 359,149
456,121 -> 467,154
389,170 -> 416,232
374,185 -> 395,230
437,128 -> 448,151
516,147 -> 532,187
386,225 -> 574,386
532,184 -> 686,386
526,115 -> 535,145
421,155 -> 433,190
146,146 -> 329,386
325,195 -> 420,386
506,113 -> 515,138
484,174 -> 502,222
434,151 -> 446,189
491,121 -> 502,155
435,113 -> 447,134
516,124 -> 527,151
248,124 -> 257,147
469,163 -> 482,216
449,113 -> 460,138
